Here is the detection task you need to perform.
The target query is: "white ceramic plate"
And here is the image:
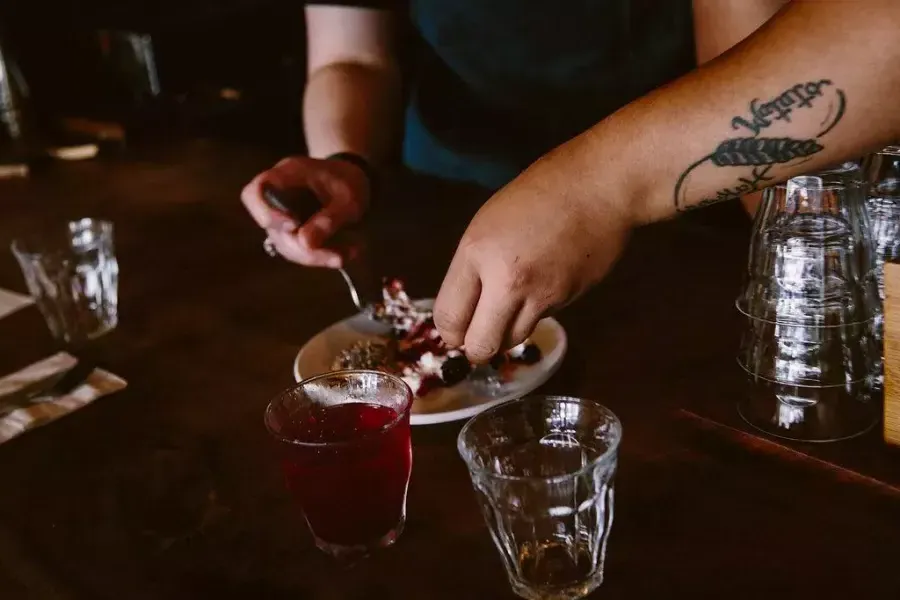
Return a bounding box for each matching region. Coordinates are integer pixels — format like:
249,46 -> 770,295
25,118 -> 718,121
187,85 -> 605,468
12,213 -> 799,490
293,300 -> 567,425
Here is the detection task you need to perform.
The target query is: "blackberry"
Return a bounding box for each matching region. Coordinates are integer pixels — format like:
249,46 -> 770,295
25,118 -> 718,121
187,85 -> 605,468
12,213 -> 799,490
518,343 -> 542,365
441,355 -> 472,385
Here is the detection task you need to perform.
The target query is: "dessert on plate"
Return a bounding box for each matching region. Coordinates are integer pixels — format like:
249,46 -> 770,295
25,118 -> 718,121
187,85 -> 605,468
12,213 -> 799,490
331,279 -> 542,397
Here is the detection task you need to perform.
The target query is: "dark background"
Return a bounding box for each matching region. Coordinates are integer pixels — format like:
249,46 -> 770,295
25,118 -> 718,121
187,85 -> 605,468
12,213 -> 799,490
1,1 -> 312,152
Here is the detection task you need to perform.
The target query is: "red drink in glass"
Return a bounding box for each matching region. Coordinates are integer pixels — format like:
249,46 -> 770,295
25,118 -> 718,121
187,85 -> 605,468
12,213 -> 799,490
265,370 -> 413,558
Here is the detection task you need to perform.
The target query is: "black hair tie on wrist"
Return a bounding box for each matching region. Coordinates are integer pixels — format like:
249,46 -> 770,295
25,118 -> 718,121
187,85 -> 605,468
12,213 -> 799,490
327,152 -> 377,201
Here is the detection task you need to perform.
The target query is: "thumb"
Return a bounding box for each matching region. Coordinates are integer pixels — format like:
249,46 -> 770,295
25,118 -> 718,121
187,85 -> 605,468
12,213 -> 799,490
294,201 -> 357,249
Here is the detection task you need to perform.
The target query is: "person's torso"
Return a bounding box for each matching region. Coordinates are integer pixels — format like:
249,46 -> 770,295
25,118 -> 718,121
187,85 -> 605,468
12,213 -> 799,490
402,0 -> 696,189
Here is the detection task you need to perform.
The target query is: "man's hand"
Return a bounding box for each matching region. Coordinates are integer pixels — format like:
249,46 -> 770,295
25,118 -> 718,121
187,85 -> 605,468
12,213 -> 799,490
241,156 -> 370,268
437,1 -> 900,362
433,153 -> 633,363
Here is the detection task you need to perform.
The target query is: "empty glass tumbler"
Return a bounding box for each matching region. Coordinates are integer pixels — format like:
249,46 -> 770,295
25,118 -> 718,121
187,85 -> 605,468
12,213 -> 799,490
11,218 -> 119,345
736,164 -> 882,442
861,145 -> 900,300
458,396 -> 621,600
859,145 -> 900,391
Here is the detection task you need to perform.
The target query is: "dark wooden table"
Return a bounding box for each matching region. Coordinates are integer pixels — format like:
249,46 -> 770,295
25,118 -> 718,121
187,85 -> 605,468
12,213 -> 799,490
0,140 -> 898,600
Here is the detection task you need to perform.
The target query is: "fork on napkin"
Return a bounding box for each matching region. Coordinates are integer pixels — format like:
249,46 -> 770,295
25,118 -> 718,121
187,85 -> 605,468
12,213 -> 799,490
0,353 -> 127,443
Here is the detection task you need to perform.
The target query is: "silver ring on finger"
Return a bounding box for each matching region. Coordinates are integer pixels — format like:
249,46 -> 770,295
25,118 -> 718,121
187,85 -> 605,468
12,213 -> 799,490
263,236 -> 279,258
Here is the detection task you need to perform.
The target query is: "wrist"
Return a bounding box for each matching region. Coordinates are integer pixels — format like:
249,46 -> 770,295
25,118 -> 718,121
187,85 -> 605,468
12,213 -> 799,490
326,152 -> 377,198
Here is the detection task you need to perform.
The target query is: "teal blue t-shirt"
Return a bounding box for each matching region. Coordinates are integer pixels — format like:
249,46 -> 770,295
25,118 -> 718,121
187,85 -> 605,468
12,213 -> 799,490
310,1 -> 696,190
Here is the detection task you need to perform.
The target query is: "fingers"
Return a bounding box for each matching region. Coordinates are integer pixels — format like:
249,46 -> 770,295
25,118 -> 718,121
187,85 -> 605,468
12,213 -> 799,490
241,158 -> 322,231
463,291 -> 522,363
435,244 -> 543,362
294,200 -> 357,249
293,173 -> 366,248
265,229 -> 344,268
243,156 -> 369,269
284,190 -> 363,266
242,173 -> 295,231
433,253 -> 481,349
504,301 -> 544,350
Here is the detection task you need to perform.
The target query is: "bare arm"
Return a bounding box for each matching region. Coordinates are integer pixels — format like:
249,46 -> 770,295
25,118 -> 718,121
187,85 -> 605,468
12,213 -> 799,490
553,0 -> 900,223
239,6 -> 401,270
433,0 -> 900,360
693,0 -> 787,65
693,0 -> 788,215
303,6 -> 401,163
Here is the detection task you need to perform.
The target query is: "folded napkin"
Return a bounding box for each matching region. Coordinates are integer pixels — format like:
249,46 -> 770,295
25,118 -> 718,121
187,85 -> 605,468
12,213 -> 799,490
0,352 -> 127,443
0,287 -> 33,320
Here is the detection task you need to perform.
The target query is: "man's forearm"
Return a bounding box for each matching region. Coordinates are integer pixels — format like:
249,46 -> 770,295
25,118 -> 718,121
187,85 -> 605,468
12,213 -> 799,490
555,0 -> 900,224
303,62 -> 401,163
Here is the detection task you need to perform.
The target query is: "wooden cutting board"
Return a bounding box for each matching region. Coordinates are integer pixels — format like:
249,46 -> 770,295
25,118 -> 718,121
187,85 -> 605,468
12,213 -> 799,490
883,262 -> 900,445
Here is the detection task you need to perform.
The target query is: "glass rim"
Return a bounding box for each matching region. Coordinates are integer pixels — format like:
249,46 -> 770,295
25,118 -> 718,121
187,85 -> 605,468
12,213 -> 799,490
734,298 -> 879,328
766,178 -> 866,192
457,395 -> 623,484
10,217 -> 114,259
263,369 -> 413,448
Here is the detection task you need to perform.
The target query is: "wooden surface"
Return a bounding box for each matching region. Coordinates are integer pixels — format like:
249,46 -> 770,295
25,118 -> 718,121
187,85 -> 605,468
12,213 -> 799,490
884,263 -> 900,446
0,140 -> 898,599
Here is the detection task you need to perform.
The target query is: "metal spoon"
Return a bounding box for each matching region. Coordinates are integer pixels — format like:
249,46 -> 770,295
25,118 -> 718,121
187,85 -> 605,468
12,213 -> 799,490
261,184 -> 380,315
336,267 -> 369,313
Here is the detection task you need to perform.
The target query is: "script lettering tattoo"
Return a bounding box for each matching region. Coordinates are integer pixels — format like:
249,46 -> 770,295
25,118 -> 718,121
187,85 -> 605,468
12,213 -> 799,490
690,165 -> 775,210
673,80 -> 847,212
730,80 -> 833,136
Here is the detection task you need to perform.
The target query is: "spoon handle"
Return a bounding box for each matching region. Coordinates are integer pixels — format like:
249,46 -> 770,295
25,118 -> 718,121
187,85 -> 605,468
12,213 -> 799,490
261,184 -> 320,223
261,184 -> 370,313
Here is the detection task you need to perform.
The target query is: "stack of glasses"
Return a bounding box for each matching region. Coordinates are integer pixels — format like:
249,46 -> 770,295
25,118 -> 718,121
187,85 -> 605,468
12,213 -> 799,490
736,163 -> 882,442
